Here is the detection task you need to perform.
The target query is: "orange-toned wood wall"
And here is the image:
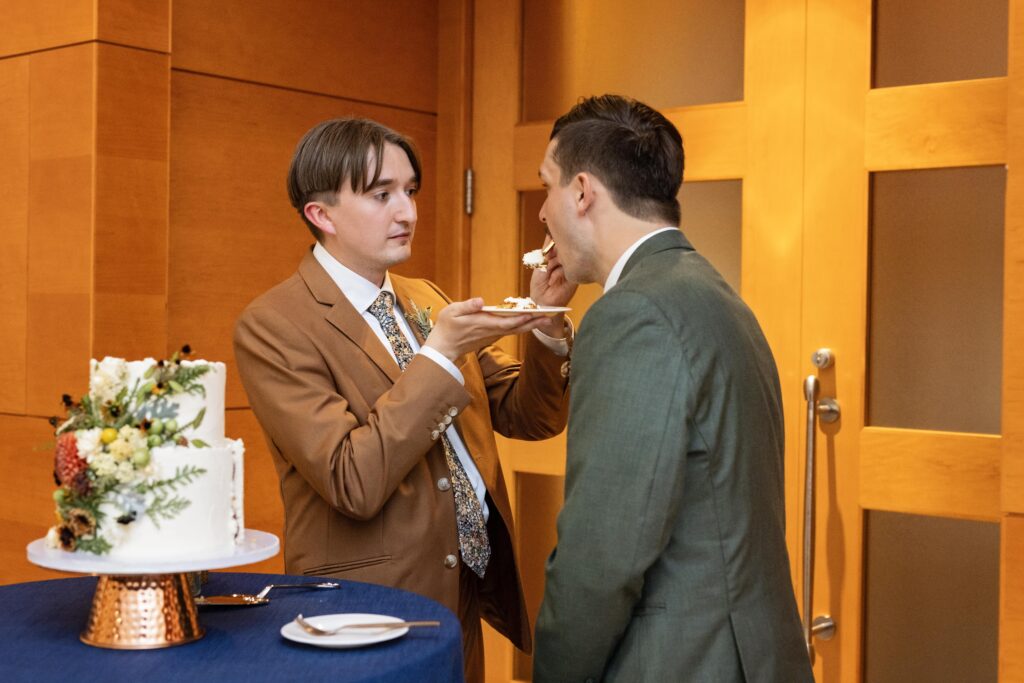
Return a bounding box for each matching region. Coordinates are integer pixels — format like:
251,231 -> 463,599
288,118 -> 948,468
0,0 -> 446,584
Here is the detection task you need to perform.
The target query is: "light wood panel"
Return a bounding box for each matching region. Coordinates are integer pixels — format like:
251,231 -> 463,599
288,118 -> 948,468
0,0 -> 93,58
0,414 -> 74,585
860,428 -> 1001,521
171,0 -> 438,114
434,0 -> 473,300
96,0 -> 169,53
1001,514 -> 1024,680
1005,0 -> 1024,516
513,102 -> 747,191
471,2 -> 523,677
802,0 -> 870,679
169,72 -> 438,408
865,78 -> 1008,170
26,45 -> 95,416
745,0 -> 809,608
93,44 -> 169,360
519,0 -> 744,121
0,57 -> 30,414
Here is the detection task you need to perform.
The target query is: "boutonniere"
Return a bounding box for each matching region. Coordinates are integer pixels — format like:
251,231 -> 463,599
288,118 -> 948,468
405,299 -> 433,340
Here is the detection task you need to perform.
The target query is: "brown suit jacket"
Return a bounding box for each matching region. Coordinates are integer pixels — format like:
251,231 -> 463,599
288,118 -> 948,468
233,250 -> 568,650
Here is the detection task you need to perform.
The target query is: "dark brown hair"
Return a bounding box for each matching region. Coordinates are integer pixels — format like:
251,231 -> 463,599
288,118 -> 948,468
550,95 -> 684,225
287,118 -> 422,240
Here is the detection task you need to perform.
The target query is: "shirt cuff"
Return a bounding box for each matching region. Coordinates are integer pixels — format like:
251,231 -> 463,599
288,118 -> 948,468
531,317 -> 573,357
417,346 -> 465,385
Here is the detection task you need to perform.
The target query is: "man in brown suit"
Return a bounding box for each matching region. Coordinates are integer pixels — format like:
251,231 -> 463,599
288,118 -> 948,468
234,118 -> 574,681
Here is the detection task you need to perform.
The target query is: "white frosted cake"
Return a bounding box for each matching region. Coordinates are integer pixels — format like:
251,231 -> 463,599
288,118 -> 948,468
47,351 -> 244,559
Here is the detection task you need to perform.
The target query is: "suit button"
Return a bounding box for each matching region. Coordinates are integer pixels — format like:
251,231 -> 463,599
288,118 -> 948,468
430,429 -> 440,440
443,554 -> 458,569
437,422 -> 447,431
448,407 -> 458,417
443,415 -> 453,425
437,477 -> 451,492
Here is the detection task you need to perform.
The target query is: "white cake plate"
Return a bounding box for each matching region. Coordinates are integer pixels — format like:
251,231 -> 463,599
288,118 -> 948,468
26,529 -> 279,574
26,529 -> 279,650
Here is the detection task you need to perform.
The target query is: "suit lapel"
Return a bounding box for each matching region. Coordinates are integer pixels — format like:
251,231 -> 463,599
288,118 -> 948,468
299,250 -> 401,383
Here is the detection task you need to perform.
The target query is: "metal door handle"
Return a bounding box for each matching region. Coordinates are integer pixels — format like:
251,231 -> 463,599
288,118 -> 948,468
803,352 -> 838,658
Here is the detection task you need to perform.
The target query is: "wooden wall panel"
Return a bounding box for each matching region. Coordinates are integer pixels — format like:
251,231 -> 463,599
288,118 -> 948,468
225,409 -> 285,575
26,45 -> 95,416
0,414 -> 74,584
0,57 -> 30,414
171,0 -> 438,114
0,0 -> 93,58
865,78 -> 1007,170
93,44 -> 169,359
434,0 -> 473,300
860,428 -> 1002,521
1005,0 -> 1024,516
169,72 -> 438,408
96,0 -> 169,53
1002,514 -> 1024,680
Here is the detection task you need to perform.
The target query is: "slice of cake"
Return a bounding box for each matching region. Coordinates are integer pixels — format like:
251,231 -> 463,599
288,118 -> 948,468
522,248 -> 548,271
497,296 -> 539,310
46,346 -> 245,559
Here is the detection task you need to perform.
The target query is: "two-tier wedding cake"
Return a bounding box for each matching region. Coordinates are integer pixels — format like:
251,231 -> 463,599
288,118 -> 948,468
46,347 -> 244,559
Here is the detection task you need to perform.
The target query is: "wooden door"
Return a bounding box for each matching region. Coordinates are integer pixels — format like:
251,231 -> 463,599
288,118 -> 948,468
470,1 -> 1023,681
805,1 -> 1020,681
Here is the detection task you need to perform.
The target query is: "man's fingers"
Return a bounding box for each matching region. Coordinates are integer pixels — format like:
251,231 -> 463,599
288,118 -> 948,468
443,297 -> 485,317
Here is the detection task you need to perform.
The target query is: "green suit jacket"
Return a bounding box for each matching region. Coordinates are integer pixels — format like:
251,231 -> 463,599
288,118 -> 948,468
534,230 -> 813,682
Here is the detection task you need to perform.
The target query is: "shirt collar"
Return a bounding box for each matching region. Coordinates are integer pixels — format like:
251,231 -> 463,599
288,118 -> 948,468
312,242 -> 395,313
603,226 -> 679,292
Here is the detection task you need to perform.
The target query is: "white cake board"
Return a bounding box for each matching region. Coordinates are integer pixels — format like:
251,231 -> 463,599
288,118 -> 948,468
26,529 -> 279,575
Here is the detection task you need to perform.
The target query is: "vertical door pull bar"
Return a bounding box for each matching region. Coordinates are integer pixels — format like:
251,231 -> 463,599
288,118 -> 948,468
803,354 -> 838,659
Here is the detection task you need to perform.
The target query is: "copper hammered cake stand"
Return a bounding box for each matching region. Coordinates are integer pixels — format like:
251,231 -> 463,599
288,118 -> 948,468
26,529 -> 279,649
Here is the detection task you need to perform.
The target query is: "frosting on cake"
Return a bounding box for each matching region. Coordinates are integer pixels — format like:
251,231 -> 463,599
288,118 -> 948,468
499,296 -> 539,310
47,352 -> 245,559
522,248 -> 547,271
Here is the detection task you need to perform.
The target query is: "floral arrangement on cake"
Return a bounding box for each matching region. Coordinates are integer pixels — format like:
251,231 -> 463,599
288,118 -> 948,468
46,345 -> 211,554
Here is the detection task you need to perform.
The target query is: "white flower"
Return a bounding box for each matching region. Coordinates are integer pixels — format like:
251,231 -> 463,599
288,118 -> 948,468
90,357 -> 128,405
91,452 -> 118,478
107,438 -> 133,462
45,526 -> 60,548
76,428 -> 103,462
114,461 -> 136,484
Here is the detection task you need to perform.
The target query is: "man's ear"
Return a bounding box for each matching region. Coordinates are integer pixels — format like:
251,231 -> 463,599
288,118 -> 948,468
574,173 -> 595,214
303,201 -> 337,235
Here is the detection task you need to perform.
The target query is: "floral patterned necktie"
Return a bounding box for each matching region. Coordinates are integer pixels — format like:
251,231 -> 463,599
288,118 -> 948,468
368,291 -> 490,577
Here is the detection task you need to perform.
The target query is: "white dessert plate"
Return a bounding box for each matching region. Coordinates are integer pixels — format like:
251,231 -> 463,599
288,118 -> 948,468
481,306 -> 571,317
280,613 -> 409,649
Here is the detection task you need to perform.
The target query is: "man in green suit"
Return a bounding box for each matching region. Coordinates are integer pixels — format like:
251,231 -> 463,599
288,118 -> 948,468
532,95 -> 813,682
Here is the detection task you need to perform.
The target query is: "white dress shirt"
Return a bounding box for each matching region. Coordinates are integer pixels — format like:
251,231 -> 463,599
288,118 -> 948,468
313,243 -> 489,520
603,226 -> 680,292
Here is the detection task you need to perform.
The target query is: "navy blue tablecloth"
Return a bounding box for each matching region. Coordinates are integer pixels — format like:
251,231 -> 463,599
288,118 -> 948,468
0,572 -> 463,683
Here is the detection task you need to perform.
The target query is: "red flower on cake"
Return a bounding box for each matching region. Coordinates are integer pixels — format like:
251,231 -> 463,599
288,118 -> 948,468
54,432 -> 87,487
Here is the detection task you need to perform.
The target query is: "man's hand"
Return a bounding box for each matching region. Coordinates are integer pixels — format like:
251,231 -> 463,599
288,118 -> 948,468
424,298 -> 546,362
530,242 -> 577,338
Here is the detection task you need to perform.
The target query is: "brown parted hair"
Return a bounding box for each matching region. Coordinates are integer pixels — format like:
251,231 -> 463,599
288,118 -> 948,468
287,118 -> 422,241
550,94 -> 684,225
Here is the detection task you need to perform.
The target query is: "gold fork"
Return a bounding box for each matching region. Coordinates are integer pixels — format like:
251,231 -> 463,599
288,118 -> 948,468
294,614 -> 440,636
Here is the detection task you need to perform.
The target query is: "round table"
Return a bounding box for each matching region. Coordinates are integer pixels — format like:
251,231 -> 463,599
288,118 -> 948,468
0,572 -> 464,683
